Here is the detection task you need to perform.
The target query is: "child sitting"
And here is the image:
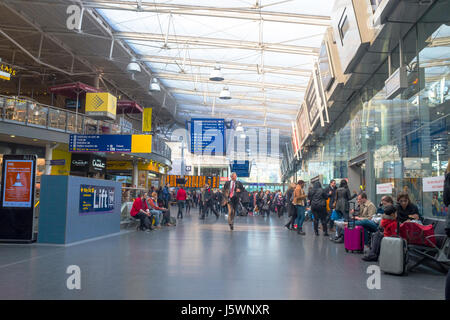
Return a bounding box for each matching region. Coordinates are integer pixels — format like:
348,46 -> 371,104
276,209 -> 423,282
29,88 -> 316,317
362,205 -> 398,261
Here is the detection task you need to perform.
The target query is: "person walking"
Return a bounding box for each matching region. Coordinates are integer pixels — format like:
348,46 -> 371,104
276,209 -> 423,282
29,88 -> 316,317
162,183 -> 170,209
200,184 -> 219,219
176,186 -> 187,219
284,183 -> 297,230
275,192 -> 286,218
308,181 -> 329,236
325,179 -> 337,230
222,172 -> 245,230
293,180 -> 307,235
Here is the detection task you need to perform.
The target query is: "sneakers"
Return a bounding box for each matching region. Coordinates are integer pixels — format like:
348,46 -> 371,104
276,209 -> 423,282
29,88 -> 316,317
145,228 -> 152,233
285,224 -> 291,230
229,224 -> 234,231
297,229 -> 305,235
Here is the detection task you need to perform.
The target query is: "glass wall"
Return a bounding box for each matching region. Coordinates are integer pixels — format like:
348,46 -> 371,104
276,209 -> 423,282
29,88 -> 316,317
298,0 -> 449,219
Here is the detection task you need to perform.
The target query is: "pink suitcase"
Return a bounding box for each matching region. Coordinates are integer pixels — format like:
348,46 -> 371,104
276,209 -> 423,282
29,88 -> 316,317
344,225 -> 364,253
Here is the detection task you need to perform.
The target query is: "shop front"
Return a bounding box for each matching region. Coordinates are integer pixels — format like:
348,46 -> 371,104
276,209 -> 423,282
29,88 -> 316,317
297,1 -> 449,219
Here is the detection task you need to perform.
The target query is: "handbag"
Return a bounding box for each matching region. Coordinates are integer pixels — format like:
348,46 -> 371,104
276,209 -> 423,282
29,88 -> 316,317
330,209 -> 339,221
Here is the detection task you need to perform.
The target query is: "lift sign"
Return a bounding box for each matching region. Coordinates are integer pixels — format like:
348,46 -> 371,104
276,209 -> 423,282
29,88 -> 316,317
79,185 -> 115,215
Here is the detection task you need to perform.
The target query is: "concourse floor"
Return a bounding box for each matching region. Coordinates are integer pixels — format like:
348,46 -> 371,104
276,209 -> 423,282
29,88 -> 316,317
0,208 -> 446,300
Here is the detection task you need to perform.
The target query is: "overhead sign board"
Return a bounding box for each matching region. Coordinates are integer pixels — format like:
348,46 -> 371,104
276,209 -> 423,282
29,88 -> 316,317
165,175 -> 220,188
297,103 -> 311,149
85,92 -> 117,120
230,160 -> 251,178
190,118 -> 226,156
69,134 -> 152,153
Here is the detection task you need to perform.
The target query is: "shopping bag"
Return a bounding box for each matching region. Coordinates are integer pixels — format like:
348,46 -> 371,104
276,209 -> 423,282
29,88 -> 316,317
331,209 -> 340,221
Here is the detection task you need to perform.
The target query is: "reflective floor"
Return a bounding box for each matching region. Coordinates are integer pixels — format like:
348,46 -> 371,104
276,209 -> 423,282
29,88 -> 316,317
0,208 -> 446,300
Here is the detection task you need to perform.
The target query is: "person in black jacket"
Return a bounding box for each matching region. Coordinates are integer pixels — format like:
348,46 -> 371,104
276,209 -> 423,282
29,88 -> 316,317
395,192 -> 422,223
308,181 -> 329,236
324,179 -> 337,229
222,172 -> 245,230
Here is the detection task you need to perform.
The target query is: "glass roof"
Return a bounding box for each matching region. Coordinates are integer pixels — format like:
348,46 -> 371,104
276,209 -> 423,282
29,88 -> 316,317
96,0 -> 334,135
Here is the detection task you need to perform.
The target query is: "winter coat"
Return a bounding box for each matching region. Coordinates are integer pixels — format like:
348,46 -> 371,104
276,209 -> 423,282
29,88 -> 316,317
307,181 -> 328,209
444,172 -> 450,207
293,185 -> 306,206
380,215 -> 398,237
335,186 -> 356,213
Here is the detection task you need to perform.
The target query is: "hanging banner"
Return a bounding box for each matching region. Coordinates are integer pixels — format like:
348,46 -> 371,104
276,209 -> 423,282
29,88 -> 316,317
142,108 -> 152,132
85,92 -> 117,120
423,176 -> 444,192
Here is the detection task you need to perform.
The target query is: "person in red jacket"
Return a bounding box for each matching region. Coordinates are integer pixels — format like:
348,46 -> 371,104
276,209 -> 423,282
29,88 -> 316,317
130,192 -> 153,231
176,187 -> 187,219
362,205 -> 397,261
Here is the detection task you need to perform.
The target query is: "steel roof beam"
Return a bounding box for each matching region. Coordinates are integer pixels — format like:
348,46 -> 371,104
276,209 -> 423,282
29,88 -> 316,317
155,72 -> 307,92
170,88 -> 301,105
139,54 -> 312,77
179,103 -> 298,115
7,0 -> 331,26
114,32 -> 320,55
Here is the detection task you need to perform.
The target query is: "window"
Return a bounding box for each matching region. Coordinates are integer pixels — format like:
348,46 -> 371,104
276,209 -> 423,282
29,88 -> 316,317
338,9 -> 350,45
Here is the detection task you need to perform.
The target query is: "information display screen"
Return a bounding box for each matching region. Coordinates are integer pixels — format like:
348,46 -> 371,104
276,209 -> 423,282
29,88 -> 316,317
190,118 -> 226,155
2,159 -> 34,208
230,161 -> 251,178
70,134 -> 132,152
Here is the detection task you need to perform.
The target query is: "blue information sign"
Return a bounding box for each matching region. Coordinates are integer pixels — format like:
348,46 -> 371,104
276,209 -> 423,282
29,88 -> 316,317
230,160 -> 250,177
79,184 -> 115,215
190,118 -> 226,155
69,134 -> 132,153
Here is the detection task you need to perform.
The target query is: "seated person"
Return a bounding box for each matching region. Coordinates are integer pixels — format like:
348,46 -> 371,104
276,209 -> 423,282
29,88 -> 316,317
331,193 -> 377,243
130,193 -> 153,231
396,191 -> 422,223
148,192 -> 172,227
362,205 -> 398,261
347,192 -> 378,232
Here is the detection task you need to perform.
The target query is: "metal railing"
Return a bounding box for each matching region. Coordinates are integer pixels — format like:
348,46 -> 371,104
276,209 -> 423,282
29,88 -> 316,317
0,95 -> 171,159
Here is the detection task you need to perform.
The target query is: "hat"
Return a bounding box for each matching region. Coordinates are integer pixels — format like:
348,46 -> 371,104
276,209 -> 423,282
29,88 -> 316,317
384,205 -> 396,216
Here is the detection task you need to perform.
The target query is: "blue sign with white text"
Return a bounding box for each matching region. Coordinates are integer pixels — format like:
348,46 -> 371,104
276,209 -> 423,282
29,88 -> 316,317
79,184 -> 115,215
69,134 -> 132,153
230,160 -> 250,177
190,118 -> 226,155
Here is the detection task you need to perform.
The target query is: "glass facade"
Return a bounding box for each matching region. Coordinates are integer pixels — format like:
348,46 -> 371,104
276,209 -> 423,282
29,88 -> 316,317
297,1 -> 449,219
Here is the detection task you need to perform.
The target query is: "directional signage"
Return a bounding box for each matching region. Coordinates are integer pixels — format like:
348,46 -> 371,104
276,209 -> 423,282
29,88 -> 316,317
230,160 -> 251,178
190,118 -> 226,155
69,134 -> 152,153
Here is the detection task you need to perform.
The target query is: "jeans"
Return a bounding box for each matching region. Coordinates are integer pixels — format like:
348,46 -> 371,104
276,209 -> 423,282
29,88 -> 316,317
355,219 -> 379,235
294,205 -> 306,230
177,200 -> 185,218
150,210 -> 162,226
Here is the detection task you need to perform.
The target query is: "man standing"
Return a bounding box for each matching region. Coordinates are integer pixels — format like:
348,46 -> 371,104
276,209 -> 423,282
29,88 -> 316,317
176,186 -> 187,219
162,183 -> 170,209
222,172 -> 245,230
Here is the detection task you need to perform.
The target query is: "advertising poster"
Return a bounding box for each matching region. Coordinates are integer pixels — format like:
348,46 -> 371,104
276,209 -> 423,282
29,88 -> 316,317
2,160 -> 34,208
79,184 -> 115,215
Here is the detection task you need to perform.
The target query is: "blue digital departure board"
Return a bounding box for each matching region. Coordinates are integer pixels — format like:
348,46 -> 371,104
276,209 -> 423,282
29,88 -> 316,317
230,160 -> 250,177
190,118 -> 226,155
69,135 -> 132,153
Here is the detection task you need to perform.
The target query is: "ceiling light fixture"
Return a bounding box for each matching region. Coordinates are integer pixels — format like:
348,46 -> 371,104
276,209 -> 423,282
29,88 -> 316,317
219,87 -> 231,100
149,78 -> 161,92
209,65 -> 224,81
126,57 -> 141,80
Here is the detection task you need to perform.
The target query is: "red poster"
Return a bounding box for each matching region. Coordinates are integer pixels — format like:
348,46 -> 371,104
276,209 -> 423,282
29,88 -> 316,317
2,160 -> 34,208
